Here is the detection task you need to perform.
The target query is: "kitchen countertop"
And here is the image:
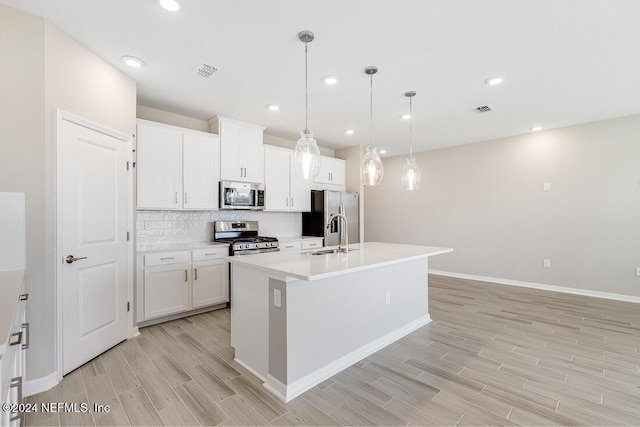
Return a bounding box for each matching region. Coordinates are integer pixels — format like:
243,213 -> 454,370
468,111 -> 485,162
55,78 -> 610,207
0,269 -> 25,355
137,241 -> 228,254
226,242 -> 453,281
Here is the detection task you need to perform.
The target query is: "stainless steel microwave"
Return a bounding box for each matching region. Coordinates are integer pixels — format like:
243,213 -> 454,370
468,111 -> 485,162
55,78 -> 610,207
220,181 -> 265,210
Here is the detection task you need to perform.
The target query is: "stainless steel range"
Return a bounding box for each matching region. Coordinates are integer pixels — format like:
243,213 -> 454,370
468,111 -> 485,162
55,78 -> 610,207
213,221 -> 279,255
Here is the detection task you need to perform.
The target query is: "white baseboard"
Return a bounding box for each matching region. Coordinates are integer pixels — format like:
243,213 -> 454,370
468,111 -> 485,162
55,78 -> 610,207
429,270 -> 640,304
264,315 -> 431,402
130,327 -> 140,338
24,372 -> 58,397
234,358 -> 266,383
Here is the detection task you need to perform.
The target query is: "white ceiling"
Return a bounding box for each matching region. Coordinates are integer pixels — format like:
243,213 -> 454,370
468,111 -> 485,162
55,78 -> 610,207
4,0 -> 640,156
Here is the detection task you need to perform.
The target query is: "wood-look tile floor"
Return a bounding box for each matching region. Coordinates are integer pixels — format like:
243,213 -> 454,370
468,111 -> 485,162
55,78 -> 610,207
25,275 -> 640,426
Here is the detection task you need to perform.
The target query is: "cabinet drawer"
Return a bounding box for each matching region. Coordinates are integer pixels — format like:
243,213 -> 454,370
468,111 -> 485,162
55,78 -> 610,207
144,251 -> 190,267
301,239 -> 323,250
192,246 -> 229,261
280,241 -> 302,251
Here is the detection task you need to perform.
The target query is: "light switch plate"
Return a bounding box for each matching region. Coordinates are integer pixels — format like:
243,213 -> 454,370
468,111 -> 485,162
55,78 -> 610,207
273,289 -> 282,308
543,182 -> 551,191
544,259 -> 551,268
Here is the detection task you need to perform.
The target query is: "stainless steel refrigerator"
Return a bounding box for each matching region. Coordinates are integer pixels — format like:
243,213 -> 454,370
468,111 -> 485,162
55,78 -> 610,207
302,190 -> 359,246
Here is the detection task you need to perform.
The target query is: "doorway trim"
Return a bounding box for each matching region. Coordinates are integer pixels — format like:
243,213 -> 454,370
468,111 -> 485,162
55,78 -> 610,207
55,109 -> 134,381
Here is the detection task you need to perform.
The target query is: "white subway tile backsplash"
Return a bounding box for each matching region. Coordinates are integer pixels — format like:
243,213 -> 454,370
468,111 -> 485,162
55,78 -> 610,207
136,210 -> 302,246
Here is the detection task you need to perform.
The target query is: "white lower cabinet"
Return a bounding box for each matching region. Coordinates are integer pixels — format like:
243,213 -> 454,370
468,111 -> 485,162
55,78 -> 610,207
279,238 -> 324,252
138,247 -> 229,323
143,263 -> 191,319
193,260 -> 229,308
1,285 -> 28,427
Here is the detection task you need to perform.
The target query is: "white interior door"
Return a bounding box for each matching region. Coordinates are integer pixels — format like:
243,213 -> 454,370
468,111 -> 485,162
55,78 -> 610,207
61,119 -> 130,375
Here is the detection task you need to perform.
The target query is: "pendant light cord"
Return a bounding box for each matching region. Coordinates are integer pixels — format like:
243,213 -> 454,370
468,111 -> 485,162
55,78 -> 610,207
304,42 -> 309,134
369,72 -> 373,149
409,95 -> 413,158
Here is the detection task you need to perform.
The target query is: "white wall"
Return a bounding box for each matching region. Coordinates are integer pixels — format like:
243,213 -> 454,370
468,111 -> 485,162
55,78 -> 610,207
1,3 -> 137,382
37,21 -> 136,381
137,105 -> 210,133
365,114 -> 640,297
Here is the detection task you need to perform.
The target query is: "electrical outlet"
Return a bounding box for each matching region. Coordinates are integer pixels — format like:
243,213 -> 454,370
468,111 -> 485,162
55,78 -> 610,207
385,291 -> 391,305
636,267 -> 640,277
273,289 -> 282,308
543,182 -> 551,191
544,259 -> 551,268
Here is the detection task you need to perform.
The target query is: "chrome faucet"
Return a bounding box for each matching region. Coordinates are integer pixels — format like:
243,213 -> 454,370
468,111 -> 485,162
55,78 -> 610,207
327,213 -> 349,253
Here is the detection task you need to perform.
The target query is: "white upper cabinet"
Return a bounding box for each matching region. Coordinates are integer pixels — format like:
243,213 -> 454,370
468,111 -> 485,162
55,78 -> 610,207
136,119 -> 219,210
215,116 -> 265,183
183,132 -> 220,209
264,145 -> 311,212
313,156 -> 346,190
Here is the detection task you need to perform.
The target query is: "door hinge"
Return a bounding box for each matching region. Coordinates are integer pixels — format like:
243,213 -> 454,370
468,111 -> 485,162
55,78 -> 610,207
127,231 -> 130,241
126,161 -> 130,170
127,302 -> 130,312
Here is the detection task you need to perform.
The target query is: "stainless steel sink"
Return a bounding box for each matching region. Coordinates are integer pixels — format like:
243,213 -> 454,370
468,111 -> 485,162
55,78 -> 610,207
304,248 -> 357,255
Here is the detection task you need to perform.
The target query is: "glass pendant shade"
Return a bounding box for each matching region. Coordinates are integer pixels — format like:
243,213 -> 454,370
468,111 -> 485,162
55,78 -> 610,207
293,130 -> 321,180
400,157 -> 421,190
361,145 -> 384,186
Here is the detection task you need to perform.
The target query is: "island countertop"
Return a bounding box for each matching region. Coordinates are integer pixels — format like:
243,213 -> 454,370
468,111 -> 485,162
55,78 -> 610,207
226,242 -> 453,281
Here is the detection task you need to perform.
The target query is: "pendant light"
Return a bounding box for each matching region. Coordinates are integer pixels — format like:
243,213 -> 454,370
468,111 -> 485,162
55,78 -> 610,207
361,66 -> 384,186
400,91 -> 422,190
293,30 -> 321,180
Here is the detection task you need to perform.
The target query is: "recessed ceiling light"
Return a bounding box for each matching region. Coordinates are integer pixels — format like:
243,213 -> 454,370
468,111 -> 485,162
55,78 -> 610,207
530,126 -> 542,132
485,76 -> 505,85
266,104 -> 280,112
121,56 -> 144,68
158,0 -> 180,11
323,76 -> 338,85
345,129 -> 355,135
400,114 -> 411,120
379,149 -> 387,154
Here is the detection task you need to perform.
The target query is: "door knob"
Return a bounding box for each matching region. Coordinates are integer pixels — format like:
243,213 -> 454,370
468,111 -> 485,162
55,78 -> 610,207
66,255 -> 87,264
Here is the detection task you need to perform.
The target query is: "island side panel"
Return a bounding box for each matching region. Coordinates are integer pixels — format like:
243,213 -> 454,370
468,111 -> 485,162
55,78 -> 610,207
268,278 -> 287,385
283,257 -> 430,392
230,263 -> 270,380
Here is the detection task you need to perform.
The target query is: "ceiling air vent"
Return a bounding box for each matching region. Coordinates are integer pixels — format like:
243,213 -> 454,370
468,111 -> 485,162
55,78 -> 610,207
195,63 -> 218,78
474,105 -> 493,113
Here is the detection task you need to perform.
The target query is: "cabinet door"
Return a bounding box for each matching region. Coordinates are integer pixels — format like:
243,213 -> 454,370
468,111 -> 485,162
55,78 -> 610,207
241,126 -> 264,183
137,123 -> 183,209
183,133 -> 219,210
144,264 -> 191,320
329,158 -> 346,187
193,260 -> 229,308
279,240 -> 302,251
289,153 -> 311,212
219,119 -> 243,181
264,147 -> 291,211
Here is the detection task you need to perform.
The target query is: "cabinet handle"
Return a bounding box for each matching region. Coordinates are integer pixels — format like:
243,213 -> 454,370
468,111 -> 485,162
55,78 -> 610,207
184,192 -> 188,204
22,322 -> 29,350
285,198 -> 288,207
194,268 -> 198,280
204,253 -> 217,256
160,257 -> 175,260
19,293 -> 28,301
291,197 -> 294,207
9,331 -> 22,346
285,245 -> 295,248
185,269 -> 188,282
308,243 -> 319,247
9,377 -> 23,422
175,192 -> 178,203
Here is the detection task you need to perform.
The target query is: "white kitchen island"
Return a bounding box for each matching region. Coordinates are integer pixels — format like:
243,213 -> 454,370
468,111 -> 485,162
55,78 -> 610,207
227,242 -> 453,402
